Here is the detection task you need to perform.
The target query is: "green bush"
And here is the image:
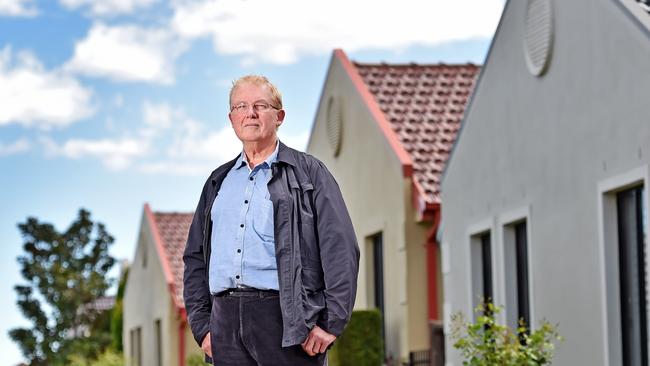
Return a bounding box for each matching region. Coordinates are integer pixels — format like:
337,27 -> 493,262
451,303 -> 562,366
187,353 -> 206,366
68,349 -> 124,366
329,309 -> 383,366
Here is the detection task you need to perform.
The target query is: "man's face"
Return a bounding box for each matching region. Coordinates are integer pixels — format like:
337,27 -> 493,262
228,82 -> 285,144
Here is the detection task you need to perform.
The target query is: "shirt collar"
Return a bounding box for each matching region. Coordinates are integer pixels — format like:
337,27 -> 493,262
235,140 -> 280,171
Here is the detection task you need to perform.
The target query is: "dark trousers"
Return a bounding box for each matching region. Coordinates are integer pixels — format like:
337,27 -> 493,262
210,290 -> 327,366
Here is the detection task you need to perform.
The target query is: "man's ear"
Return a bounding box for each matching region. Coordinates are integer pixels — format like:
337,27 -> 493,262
276,109 -> 285,126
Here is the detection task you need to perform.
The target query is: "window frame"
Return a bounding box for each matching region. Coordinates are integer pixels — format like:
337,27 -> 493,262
498,206 -> 535,330
155,319 -> 162,366
598,165 -> 650,365
364,231 -> 386,358
466,218 -> 496,318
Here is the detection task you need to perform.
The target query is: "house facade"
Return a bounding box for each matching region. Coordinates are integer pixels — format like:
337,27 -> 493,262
123,204 -> 201,366
307,50 -> 478,363
441,0 -> 650,365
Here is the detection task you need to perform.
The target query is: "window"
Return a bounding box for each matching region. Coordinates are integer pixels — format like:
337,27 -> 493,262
503,220 -> 531,331
599,167 -> 649,365
130,327 -> 142,366
617,186 -> 648,366
470,231 -> 493,312
155,319 -> 162,366
366,232 -> 385,356
129,329 -> 134,365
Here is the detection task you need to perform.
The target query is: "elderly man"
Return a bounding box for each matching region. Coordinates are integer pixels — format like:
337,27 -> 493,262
183,75 -> 359,366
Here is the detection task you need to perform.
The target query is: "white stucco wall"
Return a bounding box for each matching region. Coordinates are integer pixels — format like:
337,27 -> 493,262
123,212 -> 179,366
441,1 -> 650,365
307,53 -> 430,361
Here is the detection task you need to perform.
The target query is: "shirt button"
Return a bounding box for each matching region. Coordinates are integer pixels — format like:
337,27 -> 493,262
240,224 -> 244,228
237,249 -> 241,253
249,177 -> 254,181
235,275 -> 240,279
244,200 -> 249,204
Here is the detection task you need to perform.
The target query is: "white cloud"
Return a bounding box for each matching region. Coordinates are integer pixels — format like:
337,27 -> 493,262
0,46 -> 94,128
166,119 -> 240,160
43,136 -> 150,170
139,118 -> 241,175
65,23 -> 187,84
41,99 -> 310,175
0,0 -> 37,17
0,138 -> 30,156
143,101 -> 174,129
60,0 -> 157,16
141,102 -> 241,166
141,121 -> 311,175
278,130 -> 308,152
172,0 -> 505,65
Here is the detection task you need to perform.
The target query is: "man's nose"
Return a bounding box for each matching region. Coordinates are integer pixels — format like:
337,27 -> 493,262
244,107 -> 258,117
246,107 -> 257,118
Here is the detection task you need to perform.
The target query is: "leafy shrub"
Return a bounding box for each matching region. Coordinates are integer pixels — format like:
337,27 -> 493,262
187,353 -> 207,366
329,309 -> 383,366
68,349 -> 124,366
451,303 -> 562,366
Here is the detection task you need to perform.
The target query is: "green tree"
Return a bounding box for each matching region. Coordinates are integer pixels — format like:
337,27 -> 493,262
110,266 -> 129,351
9,208 -> 116,366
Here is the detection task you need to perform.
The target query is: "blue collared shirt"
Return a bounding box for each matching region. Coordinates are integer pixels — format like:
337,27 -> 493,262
209,142 -> 279,294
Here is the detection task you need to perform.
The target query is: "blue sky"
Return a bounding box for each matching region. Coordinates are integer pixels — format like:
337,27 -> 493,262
0,0 -> 504,363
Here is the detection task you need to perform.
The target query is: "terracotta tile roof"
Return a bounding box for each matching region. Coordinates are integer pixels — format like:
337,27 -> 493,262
353,62 -> 480,203
153,211 -> 193,307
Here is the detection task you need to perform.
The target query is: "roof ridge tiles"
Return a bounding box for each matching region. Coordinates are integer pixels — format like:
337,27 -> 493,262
353,61 -> 480,68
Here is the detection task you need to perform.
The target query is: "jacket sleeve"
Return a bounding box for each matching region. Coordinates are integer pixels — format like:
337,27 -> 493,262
183,178 -> 212,346
311,160 -> 360,337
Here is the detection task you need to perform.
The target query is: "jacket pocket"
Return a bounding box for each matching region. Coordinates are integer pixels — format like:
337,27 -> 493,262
299,221 -> 322,271
301,265 -> 324,292
302,268 -> 326,326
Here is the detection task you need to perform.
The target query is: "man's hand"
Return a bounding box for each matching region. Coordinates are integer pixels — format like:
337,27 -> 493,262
301,325 -> 336,356
201,333 -> 212,358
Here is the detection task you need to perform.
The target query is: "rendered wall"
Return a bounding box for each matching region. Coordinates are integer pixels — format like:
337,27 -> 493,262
123,213 -> 179,366
441,0 -> 650,365
307,53 -> 430,361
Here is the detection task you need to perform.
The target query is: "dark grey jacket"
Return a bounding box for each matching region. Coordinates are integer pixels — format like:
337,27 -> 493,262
183,142 -> 360,348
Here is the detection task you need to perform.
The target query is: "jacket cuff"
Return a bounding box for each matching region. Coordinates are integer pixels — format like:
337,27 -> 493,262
192,320 -> 210,347
318,318 -> 347,337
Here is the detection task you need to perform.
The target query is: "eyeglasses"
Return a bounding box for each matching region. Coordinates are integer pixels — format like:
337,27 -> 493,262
230,101 -> 280,114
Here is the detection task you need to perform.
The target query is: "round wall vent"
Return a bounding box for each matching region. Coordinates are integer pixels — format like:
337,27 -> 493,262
524,0 -> 554,76
326,96 -> 342,157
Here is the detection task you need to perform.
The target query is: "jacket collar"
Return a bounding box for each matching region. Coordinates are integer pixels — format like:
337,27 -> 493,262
276,141 -> 297,167
210,140 -> 296,184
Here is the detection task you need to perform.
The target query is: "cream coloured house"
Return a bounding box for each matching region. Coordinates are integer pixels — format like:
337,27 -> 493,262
307,49 -> 478,364
123,204 -> 202,366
